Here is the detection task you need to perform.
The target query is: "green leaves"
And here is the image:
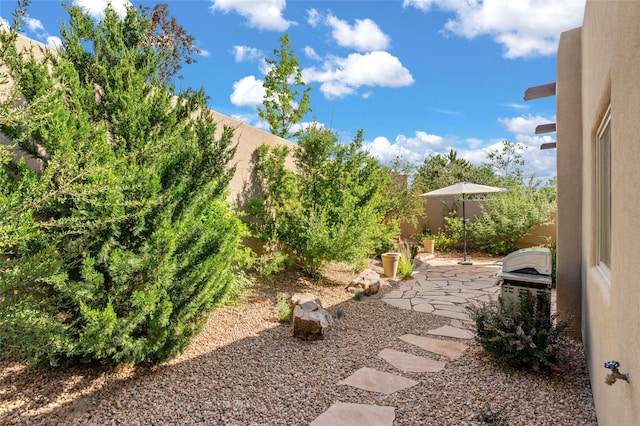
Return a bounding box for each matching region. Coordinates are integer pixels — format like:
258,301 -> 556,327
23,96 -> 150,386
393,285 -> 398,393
257,34 -> 312,139
1,3 -> 241,365
470,187 -> 556,255
468,292 -> 567,370
249,124 -> 396,276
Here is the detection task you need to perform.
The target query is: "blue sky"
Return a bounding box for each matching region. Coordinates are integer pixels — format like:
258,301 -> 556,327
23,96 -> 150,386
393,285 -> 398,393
1,0 -> 587,181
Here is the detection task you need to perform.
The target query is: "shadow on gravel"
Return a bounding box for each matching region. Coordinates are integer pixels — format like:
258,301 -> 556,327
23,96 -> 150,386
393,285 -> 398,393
1,261 -> 596,426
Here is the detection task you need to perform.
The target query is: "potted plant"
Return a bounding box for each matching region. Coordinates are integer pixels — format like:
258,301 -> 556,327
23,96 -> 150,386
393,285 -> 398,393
419,226 -> 436,254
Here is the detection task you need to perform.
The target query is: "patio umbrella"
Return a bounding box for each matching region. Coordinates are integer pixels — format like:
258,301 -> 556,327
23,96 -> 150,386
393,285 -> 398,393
420,182 -> 508,265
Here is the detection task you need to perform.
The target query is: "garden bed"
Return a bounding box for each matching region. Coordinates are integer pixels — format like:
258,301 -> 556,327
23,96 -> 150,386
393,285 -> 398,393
1,260 -> 596,425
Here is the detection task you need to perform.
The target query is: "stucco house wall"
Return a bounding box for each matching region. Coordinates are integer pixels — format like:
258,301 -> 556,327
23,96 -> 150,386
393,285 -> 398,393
556,2 -> 640,423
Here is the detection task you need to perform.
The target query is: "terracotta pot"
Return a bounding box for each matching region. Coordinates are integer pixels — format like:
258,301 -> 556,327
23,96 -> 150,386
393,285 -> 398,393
423,239 -> 435,254
381,252 -> 401,278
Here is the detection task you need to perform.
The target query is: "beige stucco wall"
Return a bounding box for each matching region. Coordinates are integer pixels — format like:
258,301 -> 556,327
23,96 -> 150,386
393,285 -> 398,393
401,197 -> 556,249
559,1 -> 640,423
209,112 -> 296,207
555,27 -> 583,336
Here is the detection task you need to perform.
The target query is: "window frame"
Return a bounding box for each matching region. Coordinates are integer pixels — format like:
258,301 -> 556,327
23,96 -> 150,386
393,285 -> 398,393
596,105 -> 611,280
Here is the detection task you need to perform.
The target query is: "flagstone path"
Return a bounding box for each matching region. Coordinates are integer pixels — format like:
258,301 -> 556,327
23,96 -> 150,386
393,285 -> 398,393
311,257 -> 504,425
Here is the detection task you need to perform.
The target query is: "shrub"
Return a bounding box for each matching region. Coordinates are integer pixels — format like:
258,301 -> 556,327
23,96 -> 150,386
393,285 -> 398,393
470,188 -> 556,255
276,293 -> 291,322
254,249 -> 292,278
0,5 -> 242,366
467,292 -> 568,370
433,213 -> 465,252
434,232 -> 454,252
353,289 -> 364,301
397,244 -> 415,279
248,124 -> 397,277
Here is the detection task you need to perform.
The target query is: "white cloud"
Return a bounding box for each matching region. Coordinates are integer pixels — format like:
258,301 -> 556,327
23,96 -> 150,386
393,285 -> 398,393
306,8 -> 321,28
22,16 -> 58,45
325,14 -> 390,51
229,75 -> 265,107
0,16 -> 9,29
360,112 -> 558,182
495,113 -> 558,179
210,0 -> 293,31
47,36 -> 62,49
497,114 -> 554,134
73,0 -> 132,19
362,132 -> 449,165
432,108 -> 462,116
304,46 -> 321,61
25,17 -> 45,34
199,49 -> 211,57
403,0 -> 585,58
503,102 -> 529,110
304,51 -> 414,99
233,45 -> 263,62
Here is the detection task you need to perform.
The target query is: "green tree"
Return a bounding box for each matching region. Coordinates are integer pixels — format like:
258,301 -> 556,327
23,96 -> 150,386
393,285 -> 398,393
0,3 -> 243,366
469,187 -> 556,255
258,34 -> 311,139
485,140 -> 527,188
415,149 -> 495,193
382,157 -> 425,227
249,124 -> 395,276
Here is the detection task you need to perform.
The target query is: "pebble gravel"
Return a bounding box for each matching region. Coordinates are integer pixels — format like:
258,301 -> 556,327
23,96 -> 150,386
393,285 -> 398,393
0,262 -> 597,425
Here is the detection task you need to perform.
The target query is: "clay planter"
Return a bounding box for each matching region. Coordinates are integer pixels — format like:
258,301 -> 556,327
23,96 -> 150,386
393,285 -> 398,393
381,252 -> 401,278
423,239 -> 435,254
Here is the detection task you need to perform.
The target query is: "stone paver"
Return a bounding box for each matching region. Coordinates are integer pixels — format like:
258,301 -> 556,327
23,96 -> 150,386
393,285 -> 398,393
381,257 -> 505,318
427,325 -> 474,339
432,309 -> 472,321
399,334 -> 468,360
412,302 -> 435,313
323,256 -> 554,423
311,402 -> 395,426
338,367 -> 418,395
382,298 -> 412,310
378,348 -> 446,373
432,304 -> 468,313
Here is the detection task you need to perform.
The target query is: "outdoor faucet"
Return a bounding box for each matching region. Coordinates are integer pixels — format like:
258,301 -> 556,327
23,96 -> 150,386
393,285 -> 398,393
604,361 -> 629,385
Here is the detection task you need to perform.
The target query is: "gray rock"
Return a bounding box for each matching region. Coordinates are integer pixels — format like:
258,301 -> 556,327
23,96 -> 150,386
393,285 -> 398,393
349,268 -> 381,296
291,297 -> 333,341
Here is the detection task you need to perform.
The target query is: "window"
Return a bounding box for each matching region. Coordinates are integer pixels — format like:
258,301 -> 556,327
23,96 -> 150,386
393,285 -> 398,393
596,106 -> 611,278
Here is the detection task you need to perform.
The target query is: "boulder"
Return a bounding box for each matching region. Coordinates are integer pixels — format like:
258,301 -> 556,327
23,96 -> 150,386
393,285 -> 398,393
288,292 -> 322,318
347,268 -> 381,296
290,294 -> 333,341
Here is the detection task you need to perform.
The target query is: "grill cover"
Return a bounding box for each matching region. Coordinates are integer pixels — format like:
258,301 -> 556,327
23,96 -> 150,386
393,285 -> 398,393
500,247 -> 552,275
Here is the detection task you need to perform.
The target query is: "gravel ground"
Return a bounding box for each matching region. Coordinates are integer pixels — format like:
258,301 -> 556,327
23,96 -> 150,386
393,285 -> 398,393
1,260 -> 596,425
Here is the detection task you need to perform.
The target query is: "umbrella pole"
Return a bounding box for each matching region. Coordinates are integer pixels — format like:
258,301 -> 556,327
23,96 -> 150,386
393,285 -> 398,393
460,194 -> 472,265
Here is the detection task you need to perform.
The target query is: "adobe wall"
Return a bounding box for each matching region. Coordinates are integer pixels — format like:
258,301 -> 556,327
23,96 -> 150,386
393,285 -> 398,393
208,112 -> 296,207
401,196 -> 556,249
555,27 -> 583,336
574,2 -> 640,423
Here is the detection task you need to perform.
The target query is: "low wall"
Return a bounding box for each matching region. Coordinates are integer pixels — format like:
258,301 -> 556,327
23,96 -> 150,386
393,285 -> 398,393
401,197 -> 556,250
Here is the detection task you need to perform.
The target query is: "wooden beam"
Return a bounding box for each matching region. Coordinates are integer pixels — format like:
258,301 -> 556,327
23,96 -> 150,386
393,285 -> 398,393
535,123 -> 557,134
524,82 -> 556,101
541,142 -> 557,150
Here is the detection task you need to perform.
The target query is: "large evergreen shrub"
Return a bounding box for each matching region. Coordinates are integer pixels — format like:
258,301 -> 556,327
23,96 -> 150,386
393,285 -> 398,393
0,4 -> 242,365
